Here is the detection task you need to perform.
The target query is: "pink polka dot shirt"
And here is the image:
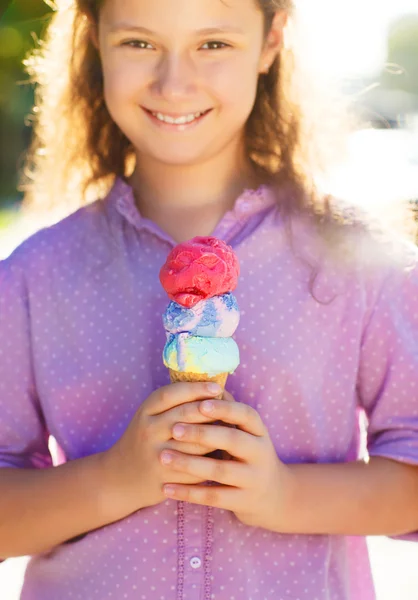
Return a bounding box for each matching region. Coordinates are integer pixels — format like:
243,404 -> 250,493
1,177 -> 418,600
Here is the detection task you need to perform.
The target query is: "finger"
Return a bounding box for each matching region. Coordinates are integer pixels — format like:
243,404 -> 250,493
163,482 -> 240,510
161,450 -> 248,486
171,423 -> 257,462
152,399 -> 220,447
165,439 -> 216,456
222,389 -> 236,403
145,382 -> 223,416
166,399 -> 219,427
171,472 -> 211,485
198,399 -> 266,437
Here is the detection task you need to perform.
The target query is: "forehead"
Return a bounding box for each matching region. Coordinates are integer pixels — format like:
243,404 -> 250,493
100,0 -> 263,31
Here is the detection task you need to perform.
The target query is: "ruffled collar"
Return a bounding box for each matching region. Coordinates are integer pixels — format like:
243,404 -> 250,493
106,175 -> 277,243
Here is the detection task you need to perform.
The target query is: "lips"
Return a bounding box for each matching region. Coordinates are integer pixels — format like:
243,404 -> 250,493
144,108 -> 211,119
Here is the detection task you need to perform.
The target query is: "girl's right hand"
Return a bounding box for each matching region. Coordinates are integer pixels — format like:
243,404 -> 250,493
100,382 -> 228,518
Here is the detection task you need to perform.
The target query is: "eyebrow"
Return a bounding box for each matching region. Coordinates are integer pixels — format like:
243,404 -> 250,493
109,24 -> 245,36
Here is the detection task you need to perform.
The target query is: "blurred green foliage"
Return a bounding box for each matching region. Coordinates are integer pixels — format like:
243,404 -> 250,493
0,0 -> 53,208
381,15 -> 418,96
0,207 -> 17,230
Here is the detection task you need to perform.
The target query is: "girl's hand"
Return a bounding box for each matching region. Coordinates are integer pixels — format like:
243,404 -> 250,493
101,382 -> 230,519
159,391 -> 295,530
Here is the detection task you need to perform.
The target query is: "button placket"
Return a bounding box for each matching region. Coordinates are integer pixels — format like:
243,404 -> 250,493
179,501 -> 207,599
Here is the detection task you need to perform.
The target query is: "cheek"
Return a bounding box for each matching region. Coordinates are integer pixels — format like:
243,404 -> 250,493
102,58 -> 149,107
205,56 -> 260,112
101,66 -> 146,140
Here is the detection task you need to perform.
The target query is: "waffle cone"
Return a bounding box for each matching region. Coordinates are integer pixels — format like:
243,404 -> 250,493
169,369 -> 228,398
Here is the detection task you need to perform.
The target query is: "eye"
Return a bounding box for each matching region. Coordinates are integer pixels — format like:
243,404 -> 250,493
121,40 -> 154,50
200,41 -> 230,50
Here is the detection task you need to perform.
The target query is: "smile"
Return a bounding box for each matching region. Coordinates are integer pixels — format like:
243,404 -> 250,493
151,111 -> 207,125
143,108 -> 212,129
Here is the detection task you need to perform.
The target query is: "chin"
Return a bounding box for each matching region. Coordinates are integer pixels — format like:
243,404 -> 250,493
138,145 -> 218,167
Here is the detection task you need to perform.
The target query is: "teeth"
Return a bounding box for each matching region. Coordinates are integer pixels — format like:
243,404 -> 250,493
152,111 -> 204,124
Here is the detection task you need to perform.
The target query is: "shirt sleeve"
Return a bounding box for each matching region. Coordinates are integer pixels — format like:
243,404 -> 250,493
0,253 -> 52,471
357,251 -> 418,540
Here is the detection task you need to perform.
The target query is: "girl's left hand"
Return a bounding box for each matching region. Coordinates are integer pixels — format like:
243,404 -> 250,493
159,391 -> 295,530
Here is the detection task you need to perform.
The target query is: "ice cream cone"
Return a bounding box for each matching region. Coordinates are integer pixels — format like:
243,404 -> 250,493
168,369 -> 228,399
169,368 -> 231,461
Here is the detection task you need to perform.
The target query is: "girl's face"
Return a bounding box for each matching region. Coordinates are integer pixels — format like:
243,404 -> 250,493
96,0 -> 284,168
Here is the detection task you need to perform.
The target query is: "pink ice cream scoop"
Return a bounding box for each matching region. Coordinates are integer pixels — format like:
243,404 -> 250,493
159,236 -> 240,308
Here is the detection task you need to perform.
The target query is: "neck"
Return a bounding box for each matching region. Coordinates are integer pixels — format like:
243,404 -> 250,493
126,144 -> 262,243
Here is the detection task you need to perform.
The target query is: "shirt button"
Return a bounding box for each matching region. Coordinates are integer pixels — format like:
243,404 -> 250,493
190,556 -> 202,569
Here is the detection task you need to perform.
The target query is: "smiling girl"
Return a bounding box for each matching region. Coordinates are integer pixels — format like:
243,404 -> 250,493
1,1 -> 418,599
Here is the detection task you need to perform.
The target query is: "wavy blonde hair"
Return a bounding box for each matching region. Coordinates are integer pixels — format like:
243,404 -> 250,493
17,0 -> 417,246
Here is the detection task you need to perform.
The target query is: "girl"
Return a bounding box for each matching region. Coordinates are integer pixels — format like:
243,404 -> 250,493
1,0 -> 418,599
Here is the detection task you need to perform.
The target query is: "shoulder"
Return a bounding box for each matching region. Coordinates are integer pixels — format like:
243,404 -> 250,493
295,196 -> 417,272
2,197 -> 113,277
328,200 -> 418,302
286,196 -> 418,307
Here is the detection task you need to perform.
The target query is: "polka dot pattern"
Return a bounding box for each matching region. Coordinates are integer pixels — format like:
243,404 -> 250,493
0,177 -> 417,599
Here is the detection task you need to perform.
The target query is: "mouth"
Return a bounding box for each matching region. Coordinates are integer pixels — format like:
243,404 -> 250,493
142,107 -> 213,129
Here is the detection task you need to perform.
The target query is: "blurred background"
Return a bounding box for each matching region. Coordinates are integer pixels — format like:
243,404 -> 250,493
1,0 -> 418,251
1,0 -> 418,598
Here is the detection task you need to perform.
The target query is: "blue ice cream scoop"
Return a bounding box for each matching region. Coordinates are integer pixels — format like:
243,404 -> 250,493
163,292 -> 239,338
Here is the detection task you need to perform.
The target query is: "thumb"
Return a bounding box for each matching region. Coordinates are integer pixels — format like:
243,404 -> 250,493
145,382 -> 223,416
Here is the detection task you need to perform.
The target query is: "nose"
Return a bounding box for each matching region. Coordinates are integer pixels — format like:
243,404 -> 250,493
152,52 -> 197,101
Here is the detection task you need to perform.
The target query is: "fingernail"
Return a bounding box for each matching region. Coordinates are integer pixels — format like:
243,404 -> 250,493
161,452 -> 173,465
173,424 -> 186,439
164,485 -> 176,497
201,400 -> 214,413
207,383 -> 221,395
